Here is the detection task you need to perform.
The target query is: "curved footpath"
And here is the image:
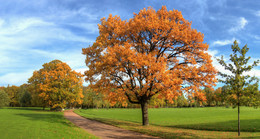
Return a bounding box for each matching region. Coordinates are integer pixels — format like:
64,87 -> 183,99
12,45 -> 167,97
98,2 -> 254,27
64,110 -> 160,139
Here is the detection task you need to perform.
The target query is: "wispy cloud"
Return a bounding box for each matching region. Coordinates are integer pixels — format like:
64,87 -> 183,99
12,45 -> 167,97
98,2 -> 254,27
0,18 -> 53,35
253,35 -> 260,40
0,16 -> 95,86
229,17 -> 248,32
0,17 -> 93,51
255,10 -> 260,17
211,38 -> 239,46
0,48 -> 87,86
0,70 -> 34,86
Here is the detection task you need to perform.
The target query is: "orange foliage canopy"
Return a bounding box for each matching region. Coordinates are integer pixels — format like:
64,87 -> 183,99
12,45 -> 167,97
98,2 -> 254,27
83,6 -> 217,106
28,60 -> 83,110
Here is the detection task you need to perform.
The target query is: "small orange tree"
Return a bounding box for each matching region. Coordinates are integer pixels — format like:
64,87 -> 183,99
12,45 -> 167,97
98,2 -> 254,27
83,6 -> 217,125
28,60 -> 83,111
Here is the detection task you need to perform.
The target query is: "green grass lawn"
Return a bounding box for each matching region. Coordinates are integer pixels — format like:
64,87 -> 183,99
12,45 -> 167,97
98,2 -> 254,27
75,107 -> 260,138
0,107 -> 98,139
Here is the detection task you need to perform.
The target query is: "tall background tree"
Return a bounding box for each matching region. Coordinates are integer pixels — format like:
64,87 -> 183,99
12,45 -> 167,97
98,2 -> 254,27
4,85 -> 20,107
83,6 -> 217,125
217,40 -> 259,136
0,90 -> 10,107
28,60 -> 84,111
82,87 -> 111,109
18,84 -> 32,107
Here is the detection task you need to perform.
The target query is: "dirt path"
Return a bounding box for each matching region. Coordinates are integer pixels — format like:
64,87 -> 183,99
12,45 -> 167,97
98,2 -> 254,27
64,110 -> 159,139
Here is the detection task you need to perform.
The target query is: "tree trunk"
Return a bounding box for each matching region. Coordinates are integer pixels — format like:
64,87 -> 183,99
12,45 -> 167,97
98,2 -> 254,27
165,100 -> 168,108
141,101 -> 149,126
238,100 -> 240,136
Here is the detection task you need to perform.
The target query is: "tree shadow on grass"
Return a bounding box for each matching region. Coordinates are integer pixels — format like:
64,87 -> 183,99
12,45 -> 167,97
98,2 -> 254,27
87,118 -> 201,139
7,107 -> 50,112
165,119 -> 260,132
92,117 -> 260,138
15,112 -> 71,127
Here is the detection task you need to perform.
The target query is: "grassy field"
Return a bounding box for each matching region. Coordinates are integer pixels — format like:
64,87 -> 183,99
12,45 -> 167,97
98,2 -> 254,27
75,107 -> 260,138
0,107 -> 98,139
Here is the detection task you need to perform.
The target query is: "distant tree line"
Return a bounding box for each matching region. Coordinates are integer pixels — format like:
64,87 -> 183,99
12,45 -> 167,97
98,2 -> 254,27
0,51 -> 259,111
1,83 -> 259,109
0,84 -> 31,107
82,85 -> 260,109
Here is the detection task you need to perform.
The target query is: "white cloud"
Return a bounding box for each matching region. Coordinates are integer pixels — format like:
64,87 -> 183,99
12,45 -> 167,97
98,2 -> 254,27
208,50 -> 231,75
211,37 -> 239,46
246,68 -> 260,77
207,49 -> 218,56
209,16 -> 216,20
0,70 -> 34,86
255,10 -> 260,17
0,17 -> 93,52
229,17 -> 248,32
0,18 -> 53,35
0,17 -> 93,51
74,68 -> 90,86
208,49 -> 260,86
75,68 -> 88,75
29,49 -> 86,68
0,17 -> 94,86
48,7 -> 99,21
73,23 -> 99,34
0,48 -> 88,86
253,35 -> 260,40
0,19 -> 4,27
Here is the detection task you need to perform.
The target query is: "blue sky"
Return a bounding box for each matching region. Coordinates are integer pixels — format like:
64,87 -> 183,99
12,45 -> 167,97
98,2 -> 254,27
0,0 -> 259,87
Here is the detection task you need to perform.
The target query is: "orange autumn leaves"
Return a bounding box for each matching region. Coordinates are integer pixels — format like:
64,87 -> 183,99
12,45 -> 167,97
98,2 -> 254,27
83,6 -> 217,106
28,60 -> 83,110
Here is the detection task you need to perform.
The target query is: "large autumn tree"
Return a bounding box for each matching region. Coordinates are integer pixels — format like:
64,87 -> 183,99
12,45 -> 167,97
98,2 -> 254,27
83,6 -> 217,125
28,60 -> 84,111
217,40 -> 259,136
